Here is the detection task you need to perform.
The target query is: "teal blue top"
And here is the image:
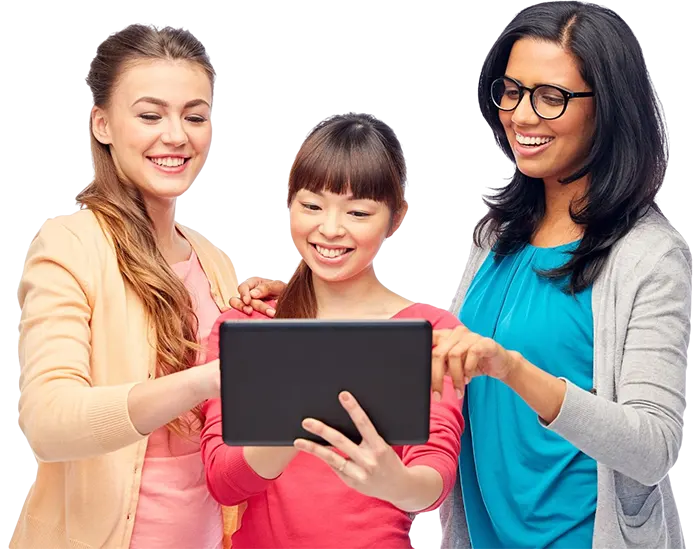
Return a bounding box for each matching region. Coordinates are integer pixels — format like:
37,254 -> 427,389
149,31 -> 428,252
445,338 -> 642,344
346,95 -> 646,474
458,242 -> 597,548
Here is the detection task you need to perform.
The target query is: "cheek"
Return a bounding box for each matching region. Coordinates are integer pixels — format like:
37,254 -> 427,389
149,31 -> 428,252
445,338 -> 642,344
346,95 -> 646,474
499,111 -> 513,131
189,124 -> 213,154
114,119 -> 159,156
352,222 -> 390,253
289,211 -> 311,242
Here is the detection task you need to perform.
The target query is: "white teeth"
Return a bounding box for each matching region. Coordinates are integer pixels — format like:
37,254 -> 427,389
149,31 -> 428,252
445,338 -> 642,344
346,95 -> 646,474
515,133 -> 553,146
151,157 -> 186,167
315,245 -> 349,258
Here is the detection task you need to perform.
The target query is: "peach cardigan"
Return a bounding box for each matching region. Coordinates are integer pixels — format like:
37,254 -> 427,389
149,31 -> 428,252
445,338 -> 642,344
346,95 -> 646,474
11,209 -> 241,549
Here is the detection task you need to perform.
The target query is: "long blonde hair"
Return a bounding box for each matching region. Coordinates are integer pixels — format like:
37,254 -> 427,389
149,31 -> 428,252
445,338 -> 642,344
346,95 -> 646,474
77,24 -> 215,435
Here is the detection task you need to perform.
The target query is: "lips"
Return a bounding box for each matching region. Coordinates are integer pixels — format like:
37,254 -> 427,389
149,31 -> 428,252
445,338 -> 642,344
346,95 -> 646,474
310,243 -> 354,265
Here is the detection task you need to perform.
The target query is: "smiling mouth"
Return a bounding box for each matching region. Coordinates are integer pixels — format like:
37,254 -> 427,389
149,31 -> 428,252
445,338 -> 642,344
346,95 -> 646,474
147,156 -> 191,168
312,244 -> 354,259
514,133 -> 554,147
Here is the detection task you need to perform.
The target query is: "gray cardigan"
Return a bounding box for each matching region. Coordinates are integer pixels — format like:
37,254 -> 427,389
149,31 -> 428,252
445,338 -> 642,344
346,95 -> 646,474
440,210 -> 690,549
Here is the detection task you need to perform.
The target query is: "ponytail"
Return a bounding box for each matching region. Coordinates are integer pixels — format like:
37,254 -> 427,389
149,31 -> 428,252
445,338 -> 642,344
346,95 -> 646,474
273,260 -> 317,319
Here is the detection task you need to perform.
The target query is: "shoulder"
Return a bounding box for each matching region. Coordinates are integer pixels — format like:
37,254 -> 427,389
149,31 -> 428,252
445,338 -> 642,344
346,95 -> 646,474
607,209 -> 691,283
397,303 -> 462,330
23,209 -> 107,270
32,209 -> 105,246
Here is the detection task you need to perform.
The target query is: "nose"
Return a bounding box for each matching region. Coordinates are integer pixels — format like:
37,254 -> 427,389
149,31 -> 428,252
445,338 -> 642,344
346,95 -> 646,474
318,210 -> 345,239
511,91 -> 540,126
161,118 -> 189,147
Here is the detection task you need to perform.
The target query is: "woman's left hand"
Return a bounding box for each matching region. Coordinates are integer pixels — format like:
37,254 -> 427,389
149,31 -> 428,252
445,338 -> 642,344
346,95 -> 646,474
294,391 -> 409,504
431,325 -> 520,399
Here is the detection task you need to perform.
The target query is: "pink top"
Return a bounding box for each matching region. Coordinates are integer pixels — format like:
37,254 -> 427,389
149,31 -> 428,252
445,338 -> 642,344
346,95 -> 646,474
130,250 -> 224,549
201,303 -> 465,549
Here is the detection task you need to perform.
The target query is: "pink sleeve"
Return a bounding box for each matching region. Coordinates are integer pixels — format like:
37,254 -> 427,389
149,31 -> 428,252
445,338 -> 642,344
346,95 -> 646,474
200,398 -> 274,506
206,305 -> 276,362
400,309 -> 465,512
201,305 -> 279,505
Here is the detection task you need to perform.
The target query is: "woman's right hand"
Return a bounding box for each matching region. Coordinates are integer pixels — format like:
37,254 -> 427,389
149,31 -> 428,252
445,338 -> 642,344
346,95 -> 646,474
229,277 -> 287,317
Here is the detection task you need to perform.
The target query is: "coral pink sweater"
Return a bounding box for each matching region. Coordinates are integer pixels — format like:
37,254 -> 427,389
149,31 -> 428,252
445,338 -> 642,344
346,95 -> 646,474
201,303 -> 464,548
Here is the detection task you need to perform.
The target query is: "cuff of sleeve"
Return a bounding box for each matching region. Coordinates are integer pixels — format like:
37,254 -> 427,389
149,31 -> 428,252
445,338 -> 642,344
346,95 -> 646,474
539,378 -> 596,440
87,382 -> 147,452
221,449 -> 275,495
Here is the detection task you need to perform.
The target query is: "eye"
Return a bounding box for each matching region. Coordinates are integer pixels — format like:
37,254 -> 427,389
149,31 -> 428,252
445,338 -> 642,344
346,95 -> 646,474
301,202 -> 321,211
540,94 -> 564,107
138,113 -> 161,121
186,115 -> 207,123
349,211 -> 371,218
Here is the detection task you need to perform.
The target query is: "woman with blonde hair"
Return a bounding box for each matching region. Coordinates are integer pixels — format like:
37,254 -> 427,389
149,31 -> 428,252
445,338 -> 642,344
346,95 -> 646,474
12,24 -> 240,549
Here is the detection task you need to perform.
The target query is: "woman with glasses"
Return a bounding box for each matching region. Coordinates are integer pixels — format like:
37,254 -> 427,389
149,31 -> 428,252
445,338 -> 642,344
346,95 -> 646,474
226,1 -> 688,548
433,2 -> 689,548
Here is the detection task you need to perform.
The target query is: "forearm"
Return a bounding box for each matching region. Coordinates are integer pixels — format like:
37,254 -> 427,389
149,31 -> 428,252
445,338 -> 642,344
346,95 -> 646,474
243,447 -> 299,479
128,363 -> 213,435
503,351 -> 566,424
387,465 -> 444,513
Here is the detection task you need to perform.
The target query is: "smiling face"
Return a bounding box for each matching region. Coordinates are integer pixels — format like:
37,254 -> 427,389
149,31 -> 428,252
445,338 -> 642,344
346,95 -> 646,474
499,38 -> 595,182
91,59 -> 213,205
289,189 -> 405,284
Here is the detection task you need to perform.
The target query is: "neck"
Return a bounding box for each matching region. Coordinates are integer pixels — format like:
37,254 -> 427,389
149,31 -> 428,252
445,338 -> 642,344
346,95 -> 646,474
531,175 -> 589,247
143,196 -> 188,263
312,265 -> 386,318
542,174 -> 588,221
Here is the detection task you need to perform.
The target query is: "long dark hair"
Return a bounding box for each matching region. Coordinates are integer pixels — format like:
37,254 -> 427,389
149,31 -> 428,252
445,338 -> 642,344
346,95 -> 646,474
77,24 -> 215,435
476,0 -> 667,292
274,113 -> 407,319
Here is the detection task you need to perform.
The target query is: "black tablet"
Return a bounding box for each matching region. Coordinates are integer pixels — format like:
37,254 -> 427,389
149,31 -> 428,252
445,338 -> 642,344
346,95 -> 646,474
218,319 -> 432,446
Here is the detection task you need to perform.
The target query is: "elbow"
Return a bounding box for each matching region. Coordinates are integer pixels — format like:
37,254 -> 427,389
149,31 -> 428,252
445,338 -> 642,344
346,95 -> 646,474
201,444 -> 245,506
205,468 -> 244,506
20,414 -> 69,463
628,422 -> 681,486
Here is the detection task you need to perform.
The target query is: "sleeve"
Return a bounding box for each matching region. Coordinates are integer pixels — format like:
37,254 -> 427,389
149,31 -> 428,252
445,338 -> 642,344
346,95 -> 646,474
206,305 -> 277,363
17,220 -> 145,463
545,247 -> 691,485
401,309 -> 465,512
200,398 -> 275,506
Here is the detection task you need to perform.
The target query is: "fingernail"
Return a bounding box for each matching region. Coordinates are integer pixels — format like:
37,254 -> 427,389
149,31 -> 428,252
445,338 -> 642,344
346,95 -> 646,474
267,308 -> 276,317
302,419 -> 314,429
456,388 -> 464,399
433,391 -> 442,402
339,392 -> 349,402
250,289 -> 260,298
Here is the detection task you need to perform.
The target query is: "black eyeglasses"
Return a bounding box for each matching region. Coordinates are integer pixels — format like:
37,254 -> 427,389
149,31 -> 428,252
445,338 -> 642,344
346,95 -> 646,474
490,76 -> 595,120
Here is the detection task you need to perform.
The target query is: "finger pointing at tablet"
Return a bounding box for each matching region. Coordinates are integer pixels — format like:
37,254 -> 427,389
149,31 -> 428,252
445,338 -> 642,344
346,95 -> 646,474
294,391 -> 443,513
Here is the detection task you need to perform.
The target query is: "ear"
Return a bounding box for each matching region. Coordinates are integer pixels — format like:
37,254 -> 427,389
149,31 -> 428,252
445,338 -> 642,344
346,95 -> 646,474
387,200 -> 408,238
91,105 -> 112,145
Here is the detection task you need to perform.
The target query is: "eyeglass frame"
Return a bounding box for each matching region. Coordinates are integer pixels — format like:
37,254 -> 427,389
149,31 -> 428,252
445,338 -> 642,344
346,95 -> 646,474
490,76 -> 595,120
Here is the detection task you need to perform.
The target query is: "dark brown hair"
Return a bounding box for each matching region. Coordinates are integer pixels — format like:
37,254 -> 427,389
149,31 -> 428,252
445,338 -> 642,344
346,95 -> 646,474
76,24 -> 215,435
274,113 -> 407,319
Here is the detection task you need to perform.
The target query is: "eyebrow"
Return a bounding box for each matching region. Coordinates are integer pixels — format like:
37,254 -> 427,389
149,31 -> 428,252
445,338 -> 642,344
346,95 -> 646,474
505,75 -> 566,89
310,190 -> 370,202
131,97 -> 211,109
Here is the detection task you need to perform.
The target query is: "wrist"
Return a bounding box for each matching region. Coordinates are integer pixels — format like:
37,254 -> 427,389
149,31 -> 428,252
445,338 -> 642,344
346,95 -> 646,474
501,350 -> 525,385
189,361 -> 219,403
